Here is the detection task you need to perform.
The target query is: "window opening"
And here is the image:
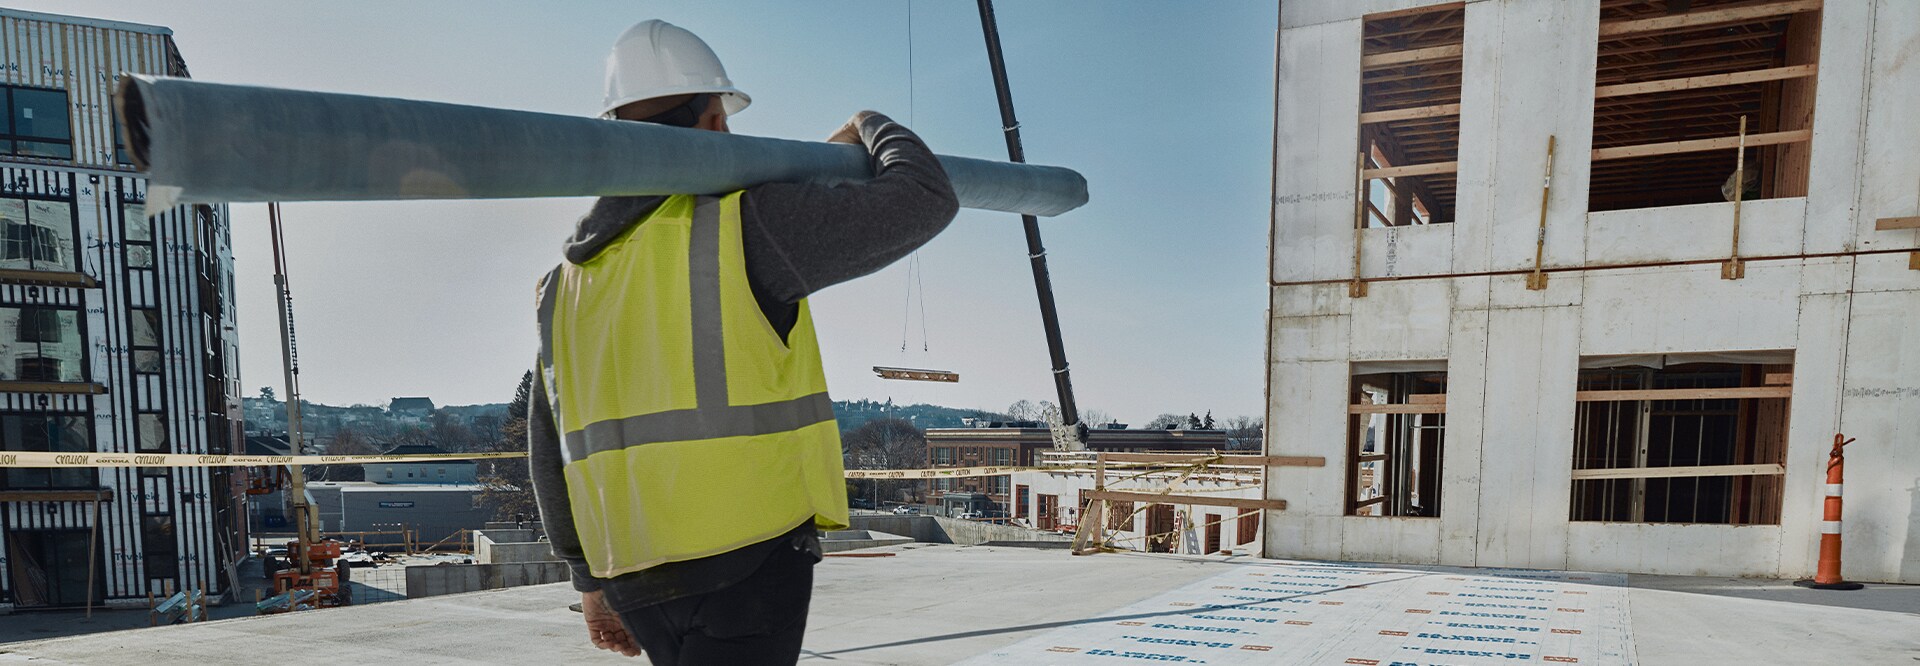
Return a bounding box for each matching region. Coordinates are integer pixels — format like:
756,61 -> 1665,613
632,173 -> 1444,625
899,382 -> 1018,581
1571,361 -> 1789,524
1,414 -> 92,489
1589,1 -> 1820,211
1359,4 -> 1465,226
1347,370 -> 1447,517
2,86 -> 72,159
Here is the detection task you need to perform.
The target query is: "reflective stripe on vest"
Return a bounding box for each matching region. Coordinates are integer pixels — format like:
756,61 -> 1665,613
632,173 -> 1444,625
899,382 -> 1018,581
536,193 -> 848,578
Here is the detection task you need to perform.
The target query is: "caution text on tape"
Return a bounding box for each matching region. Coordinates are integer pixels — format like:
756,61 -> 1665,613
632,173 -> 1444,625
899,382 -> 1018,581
842,465 -> 1044,479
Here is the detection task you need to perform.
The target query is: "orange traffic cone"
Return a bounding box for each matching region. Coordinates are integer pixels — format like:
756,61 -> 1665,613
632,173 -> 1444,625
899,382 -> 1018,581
1795,434 -> 1863,590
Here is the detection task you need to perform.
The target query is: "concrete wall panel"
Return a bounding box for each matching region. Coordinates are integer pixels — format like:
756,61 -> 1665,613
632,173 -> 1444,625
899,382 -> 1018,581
1359,223 -> 1454,279
1272,313 -> 1351,363
1474,306 -> 1578,569
1273,283 -> 1352,319
1855,1 -> 1920,251
1584,198 -> 1805,266
1801,1 -> 1876,253
1349,279 -> 1454,361
1267,360 -> 1350,561
1273,18 -> 1363,284
1438,308 -> 1491,565
1579,264 -> 1800,356
1339,517 -> 1441,564
1478,0 -> 1598,273
1837,289 -> 1920,583
1776,292 -> 1851,578
1568,523 -> 1782,577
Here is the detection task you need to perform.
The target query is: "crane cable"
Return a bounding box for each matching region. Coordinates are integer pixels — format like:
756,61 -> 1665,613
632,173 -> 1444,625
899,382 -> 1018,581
898,0 -> 932,355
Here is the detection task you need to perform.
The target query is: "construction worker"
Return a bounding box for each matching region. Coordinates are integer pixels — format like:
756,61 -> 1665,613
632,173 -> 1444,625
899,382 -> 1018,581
527,19 -> 958,665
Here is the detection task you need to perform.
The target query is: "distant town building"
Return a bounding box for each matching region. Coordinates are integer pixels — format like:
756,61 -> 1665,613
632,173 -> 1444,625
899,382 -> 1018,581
387,396 -> 435,424
364,444 -> 476,485
307,481 -> 491,549
0,9 -> 242,611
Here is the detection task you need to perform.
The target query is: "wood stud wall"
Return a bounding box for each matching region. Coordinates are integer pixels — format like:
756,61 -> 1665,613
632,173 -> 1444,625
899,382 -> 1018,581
0,13 -> 240,609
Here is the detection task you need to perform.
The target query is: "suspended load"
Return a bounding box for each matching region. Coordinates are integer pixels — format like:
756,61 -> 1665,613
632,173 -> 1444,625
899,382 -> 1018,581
872,366 -> 959,383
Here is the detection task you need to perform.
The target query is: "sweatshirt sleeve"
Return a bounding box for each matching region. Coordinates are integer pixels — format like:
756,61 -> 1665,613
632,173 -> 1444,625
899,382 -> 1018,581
527,364 -> 602,593
739,111 -> 961,304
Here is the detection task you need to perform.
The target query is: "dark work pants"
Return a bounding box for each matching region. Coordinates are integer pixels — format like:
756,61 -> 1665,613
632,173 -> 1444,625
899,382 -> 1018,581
616,543 -> 816,665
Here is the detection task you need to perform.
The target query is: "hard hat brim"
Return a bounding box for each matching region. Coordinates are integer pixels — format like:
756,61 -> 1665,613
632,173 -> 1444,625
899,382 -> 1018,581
602,87 -> 750,119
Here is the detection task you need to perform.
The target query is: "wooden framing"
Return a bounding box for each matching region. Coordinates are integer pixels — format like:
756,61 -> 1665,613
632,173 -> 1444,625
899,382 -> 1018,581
1569,463 -> 1784,480
1359,103 -> 1461,125
1082,489 -> 1287,511
1362,161 -> 1459,179
0,270 -> 98,288
1575,386 -> 1791,402
1594,64 -> 1817,99
1875,216 -> 1920,231
1590,129 -> 1810,162
1348,402 -> 1447,414
0,381 -> 108,395
1362,44 -> 1464,71
1598,0 -> 1823,39
1092,452 -> 1326,468
1407,393 -> 1447,404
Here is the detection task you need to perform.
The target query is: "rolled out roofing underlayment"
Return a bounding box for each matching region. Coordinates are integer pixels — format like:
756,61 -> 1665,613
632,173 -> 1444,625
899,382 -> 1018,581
115,75 -> 1089,217
961,560 -> 1634,664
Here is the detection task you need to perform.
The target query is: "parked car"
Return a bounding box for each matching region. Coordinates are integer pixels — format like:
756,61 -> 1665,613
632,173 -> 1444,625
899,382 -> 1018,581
892,505 -> 918,515
957,511 -> 984,520
849,498 -> 875,510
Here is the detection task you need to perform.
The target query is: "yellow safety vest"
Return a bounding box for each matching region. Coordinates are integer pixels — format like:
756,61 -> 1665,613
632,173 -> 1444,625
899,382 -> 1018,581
536,192 -> 848,579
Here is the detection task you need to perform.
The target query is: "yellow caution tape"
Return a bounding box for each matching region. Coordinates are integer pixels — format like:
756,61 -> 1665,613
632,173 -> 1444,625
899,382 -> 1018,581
843,465 -> 1046,479
0,451 -> 527,468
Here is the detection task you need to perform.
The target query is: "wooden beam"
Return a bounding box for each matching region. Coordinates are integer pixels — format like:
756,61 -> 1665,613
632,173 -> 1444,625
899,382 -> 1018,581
1092,452 -> 1326,467
0,490 -> 113,502
1351,496 -> 1388,509
1598,0 -> 1823,39
1407,393 -> 1447,404
1595,64 -> 1817,99
1570,463 -> 1785,480
1360,103 -> 1461,124
1362,44 -> 1464,71
1575,386 -> 1792,402
1364,161 -> 1458,179
1591,129 -> 1810,161
0,381 -> 108,395
1875,216 -> 1920,231
1763,372 -> 1793,385
0,269 -> 98,288
1084,489 -> 1286,511
1348,402 -> 1447,414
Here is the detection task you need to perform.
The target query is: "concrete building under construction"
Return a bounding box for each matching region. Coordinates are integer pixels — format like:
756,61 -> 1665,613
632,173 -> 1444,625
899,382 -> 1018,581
1265,0 -> 1920,583
0,9 -> 242,610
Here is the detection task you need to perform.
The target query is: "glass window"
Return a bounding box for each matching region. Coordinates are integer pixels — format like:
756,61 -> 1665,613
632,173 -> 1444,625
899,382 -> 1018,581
0,199 -> 75,272
131,309 -> 161,348
2,414 -> 91,489
0,307 -> 81,383
143,515 -> 178,579
136,414 -> 167,453
134,350 -> 162,374
126,205 -> 150,241
6,86 -> 71,159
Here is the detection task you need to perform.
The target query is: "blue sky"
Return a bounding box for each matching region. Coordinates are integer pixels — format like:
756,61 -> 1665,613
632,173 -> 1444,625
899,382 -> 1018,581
27,1 -> 1278,425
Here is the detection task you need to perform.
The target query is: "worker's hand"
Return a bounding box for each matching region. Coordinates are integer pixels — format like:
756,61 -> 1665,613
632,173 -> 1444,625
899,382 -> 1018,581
826,111 -> 880,145
581,590 -> 643,657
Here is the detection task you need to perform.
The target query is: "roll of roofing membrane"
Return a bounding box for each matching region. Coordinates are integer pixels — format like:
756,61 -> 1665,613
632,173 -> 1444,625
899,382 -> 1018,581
116,76 -> 1088,217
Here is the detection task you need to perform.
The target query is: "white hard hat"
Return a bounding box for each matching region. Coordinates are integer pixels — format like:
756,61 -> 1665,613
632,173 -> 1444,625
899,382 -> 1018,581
603,19 -> 750,118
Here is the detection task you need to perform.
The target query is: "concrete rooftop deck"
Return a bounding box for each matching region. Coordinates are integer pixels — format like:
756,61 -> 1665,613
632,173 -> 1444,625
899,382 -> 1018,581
2,543 -> 1917,664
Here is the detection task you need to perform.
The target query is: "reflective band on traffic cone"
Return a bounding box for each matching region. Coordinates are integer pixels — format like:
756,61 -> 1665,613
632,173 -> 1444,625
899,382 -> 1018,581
1796,433 -> 1863,591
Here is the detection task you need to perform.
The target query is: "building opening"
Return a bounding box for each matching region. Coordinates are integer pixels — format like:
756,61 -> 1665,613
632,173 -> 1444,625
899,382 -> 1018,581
1571,358 -> 1790,524
1347,369 -> 1447,517
1589,0 -> 1820,212
1358,4 -> 1466,226
6,529 -> 101,607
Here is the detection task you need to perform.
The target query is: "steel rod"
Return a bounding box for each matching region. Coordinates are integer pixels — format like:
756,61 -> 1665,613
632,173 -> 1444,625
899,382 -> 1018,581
116,75 -> 1089,217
